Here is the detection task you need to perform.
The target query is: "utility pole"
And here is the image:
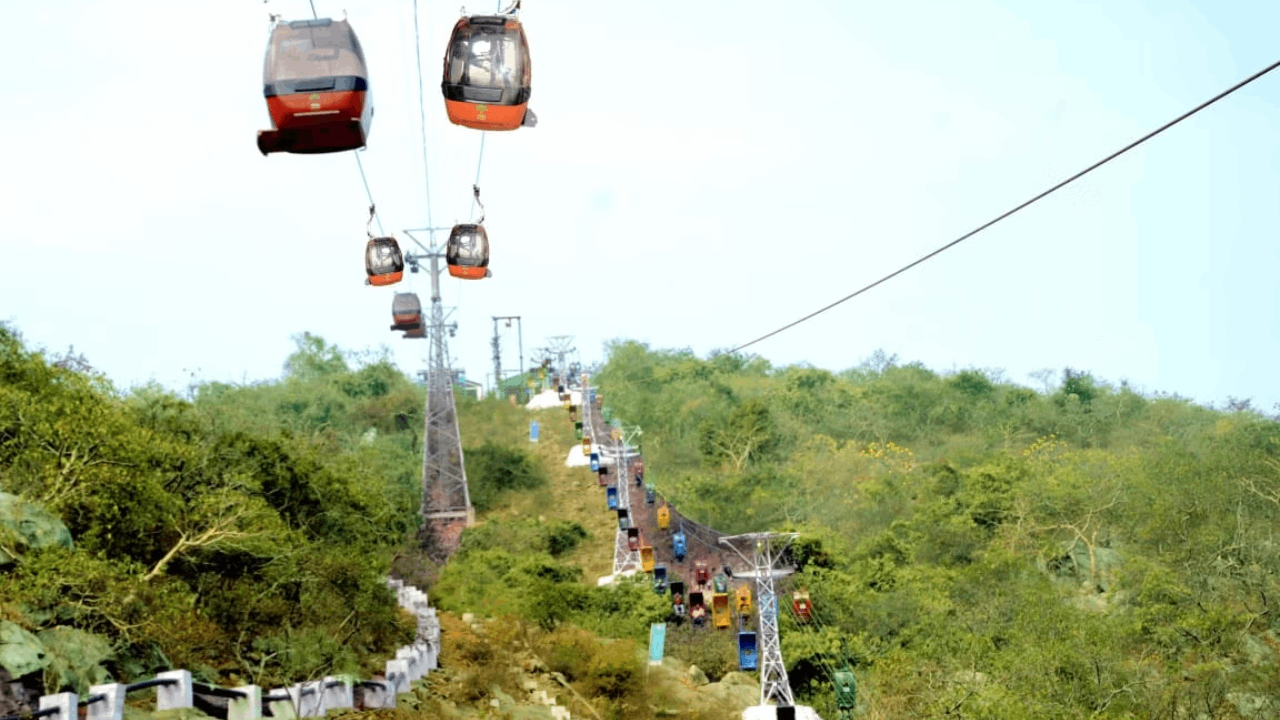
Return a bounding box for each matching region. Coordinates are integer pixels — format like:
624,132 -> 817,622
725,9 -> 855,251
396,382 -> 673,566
491,316 -> 521,398
403,227 -> 473,561
720,532 -> 799,707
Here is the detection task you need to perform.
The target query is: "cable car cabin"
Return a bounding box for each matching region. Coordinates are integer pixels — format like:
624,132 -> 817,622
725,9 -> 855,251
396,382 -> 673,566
597,466 -> 609,487
712,593 -> 731,629
693,597 -> 711,628
634,470 -> 644,487
442,14 -> 534,131
695,561 -> 709,586
365,237 -> 403,286
640,545 -> 654,572
645,484 -> 656,505
617,509 -> 629,530
574,421 -> 584,440
581,438 -> 590,456
568,404 -> 578,415
735,585 -> 753,616
589,452 -> 600,471
793,590 -> 813,623
673,600 -> 687,618
627,527 -> 641,552
445,224 -> 491,279
738,632 -> 759,671
605,486 -> 618,511
713,575 -> 727,593
657,506 -> 670,530
672,531 -> 687,562
671,581 -> 685,603
834,670 -> 857,712
689,591 -> 706,615
653,564 -> 668,593
390,293 -> 422,331
259,18 -> 373,155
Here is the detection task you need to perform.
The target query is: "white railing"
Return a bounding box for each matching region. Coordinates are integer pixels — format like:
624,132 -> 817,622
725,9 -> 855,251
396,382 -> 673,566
3,578 -> 438,720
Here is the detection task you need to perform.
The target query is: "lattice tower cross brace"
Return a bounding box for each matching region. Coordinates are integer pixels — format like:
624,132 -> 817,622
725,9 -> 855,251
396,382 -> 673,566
611,425 -> 643,575
721,532 -> 799,707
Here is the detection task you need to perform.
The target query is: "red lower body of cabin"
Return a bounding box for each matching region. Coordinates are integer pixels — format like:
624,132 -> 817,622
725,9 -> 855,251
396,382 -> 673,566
391,313 -> 422,331
369,271 -> 403,286
444,99 -> 528,131
260,90 -> 370,155
448,265 -> 489,280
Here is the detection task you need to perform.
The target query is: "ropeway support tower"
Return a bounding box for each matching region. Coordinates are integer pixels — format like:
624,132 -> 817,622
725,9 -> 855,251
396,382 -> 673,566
721,532 -> 799,707
610,425 -> 643,575
405,228 -> 474,561
535,335 -> 576,389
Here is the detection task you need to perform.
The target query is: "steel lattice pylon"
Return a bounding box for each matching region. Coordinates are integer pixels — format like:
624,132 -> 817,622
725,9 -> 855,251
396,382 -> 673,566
610,425 -> 643,575
722,532 -> 799,707
582,384 -> 641,575
405,231 -> 473,561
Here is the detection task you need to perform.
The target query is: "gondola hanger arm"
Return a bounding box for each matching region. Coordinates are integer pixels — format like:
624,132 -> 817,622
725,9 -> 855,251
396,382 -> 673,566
366,204 -> 377,238
472,185 -> 485,225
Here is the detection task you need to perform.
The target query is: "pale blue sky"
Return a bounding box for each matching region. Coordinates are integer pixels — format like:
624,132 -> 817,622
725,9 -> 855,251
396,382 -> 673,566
1,0 -> 1277,410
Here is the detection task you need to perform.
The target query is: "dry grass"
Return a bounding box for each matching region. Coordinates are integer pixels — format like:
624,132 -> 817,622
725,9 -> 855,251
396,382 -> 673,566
478,406 -> 618,582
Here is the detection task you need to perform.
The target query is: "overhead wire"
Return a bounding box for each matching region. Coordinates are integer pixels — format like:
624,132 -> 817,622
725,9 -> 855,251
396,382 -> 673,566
724,55 -> 1280,355
354,154 -> 385,236
780,585 -> 850,704
412,0 -> 435,231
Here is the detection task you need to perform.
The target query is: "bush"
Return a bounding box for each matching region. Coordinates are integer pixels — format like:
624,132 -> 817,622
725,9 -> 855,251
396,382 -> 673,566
584,640 -> 641,700
663,623 -> 738,682
545,520 -> 588,557
464,442 -> 547,512
540,626 -> 599,681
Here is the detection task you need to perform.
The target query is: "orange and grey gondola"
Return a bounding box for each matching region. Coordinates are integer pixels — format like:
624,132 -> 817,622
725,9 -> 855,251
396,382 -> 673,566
391,292 -> 422,332
259,18 -> 374,155
446,224 -> 490,279
366,237 -> 404,286
441,8 -> 535,131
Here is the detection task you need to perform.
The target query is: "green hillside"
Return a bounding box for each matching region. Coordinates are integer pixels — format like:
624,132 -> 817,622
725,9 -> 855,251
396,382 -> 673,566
590,341 -> 1280,718
6,323 -> 1280,719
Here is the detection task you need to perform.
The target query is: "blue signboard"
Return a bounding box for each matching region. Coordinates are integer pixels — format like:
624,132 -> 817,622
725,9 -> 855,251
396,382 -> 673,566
649,623 -> 666,665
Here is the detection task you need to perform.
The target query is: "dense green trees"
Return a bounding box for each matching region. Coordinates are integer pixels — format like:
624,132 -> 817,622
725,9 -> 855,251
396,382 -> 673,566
596,342 -> 1280,717
1,327 -> 418,691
